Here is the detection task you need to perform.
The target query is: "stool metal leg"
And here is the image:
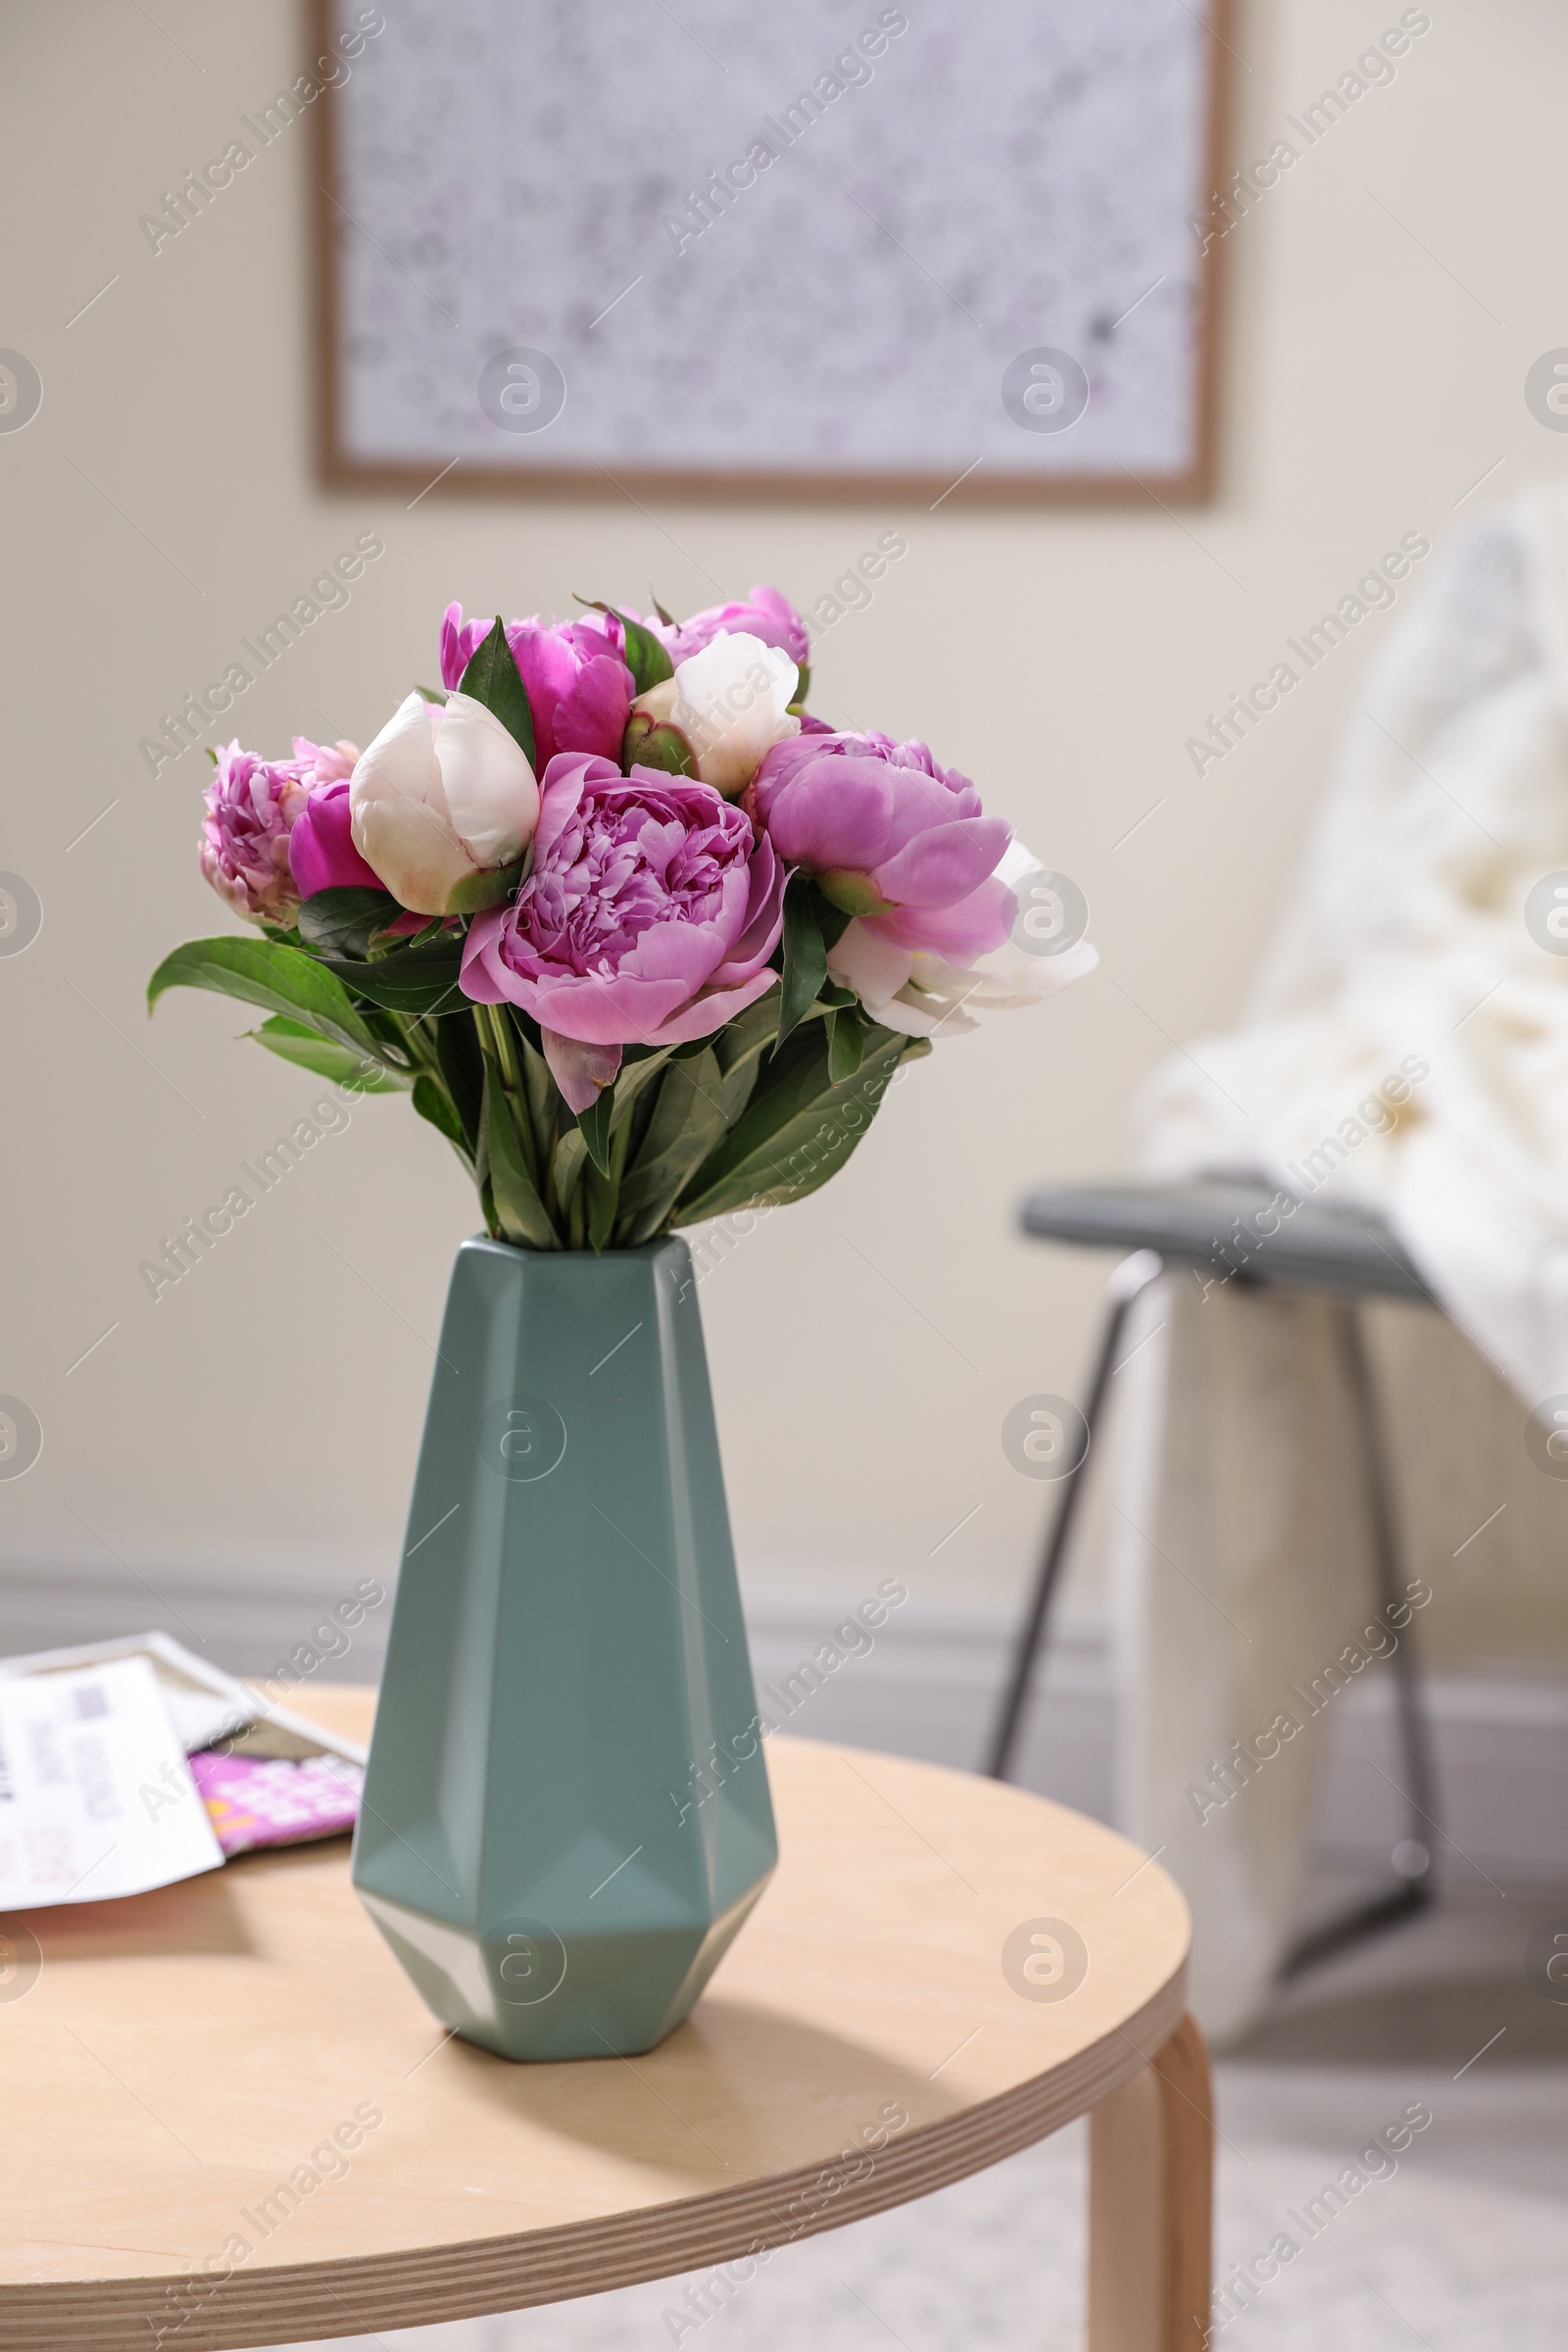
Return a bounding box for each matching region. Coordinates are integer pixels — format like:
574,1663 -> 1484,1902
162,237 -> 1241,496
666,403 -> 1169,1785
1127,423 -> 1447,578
1280,1300 -> 1440,1977
986,1250 -> 1165,1783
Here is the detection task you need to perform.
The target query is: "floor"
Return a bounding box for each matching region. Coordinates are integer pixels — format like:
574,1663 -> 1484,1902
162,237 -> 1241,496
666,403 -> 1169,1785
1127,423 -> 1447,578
270,1865 -> 1568,2352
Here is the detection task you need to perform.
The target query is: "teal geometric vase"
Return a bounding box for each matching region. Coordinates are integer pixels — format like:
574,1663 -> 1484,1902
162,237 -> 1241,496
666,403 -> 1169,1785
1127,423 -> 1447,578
352,1235 -> 778,2061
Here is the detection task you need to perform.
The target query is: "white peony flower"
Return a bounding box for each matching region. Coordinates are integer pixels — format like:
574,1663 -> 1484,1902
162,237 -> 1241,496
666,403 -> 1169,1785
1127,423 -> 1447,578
348,691 -> 539,915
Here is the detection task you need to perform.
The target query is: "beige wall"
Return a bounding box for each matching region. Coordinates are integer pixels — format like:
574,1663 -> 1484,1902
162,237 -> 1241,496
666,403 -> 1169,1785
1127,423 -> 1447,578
2,2 -> 1562,1629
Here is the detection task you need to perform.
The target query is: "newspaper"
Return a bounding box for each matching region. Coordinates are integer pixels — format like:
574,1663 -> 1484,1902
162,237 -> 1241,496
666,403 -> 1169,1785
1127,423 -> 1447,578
0,1633 -> 368,1908
0,1655 -> 223,1908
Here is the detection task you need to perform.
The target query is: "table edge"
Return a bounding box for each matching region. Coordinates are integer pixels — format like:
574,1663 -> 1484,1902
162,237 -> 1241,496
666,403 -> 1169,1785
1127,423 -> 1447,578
0,1967 -> 1185,2350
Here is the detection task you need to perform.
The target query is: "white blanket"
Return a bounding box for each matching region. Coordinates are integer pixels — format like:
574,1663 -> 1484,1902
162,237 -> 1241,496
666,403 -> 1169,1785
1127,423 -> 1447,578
1109,488 -> 1568,2039
1138,484 -> 1568,1408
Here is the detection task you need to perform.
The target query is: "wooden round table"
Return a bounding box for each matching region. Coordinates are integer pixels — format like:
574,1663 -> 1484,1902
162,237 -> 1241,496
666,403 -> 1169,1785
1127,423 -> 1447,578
0,1690 -> 1210,2352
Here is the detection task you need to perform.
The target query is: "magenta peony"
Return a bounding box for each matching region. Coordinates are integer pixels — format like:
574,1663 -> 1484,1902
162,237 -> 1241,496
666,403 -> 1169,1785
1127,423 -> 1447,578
461,755 -> 785,1109
439,605 -> 632,771
287,738 -> 381,900
199,738 -> 355,926
657,584 -> 810,670
751,730 -> 1012,951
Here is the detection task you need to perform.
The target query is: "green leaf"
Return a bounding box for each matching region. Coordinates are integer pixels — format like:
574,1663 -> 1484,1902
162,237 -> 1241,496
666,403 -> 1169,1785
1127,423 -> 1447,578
691,1019 -> 826,1184
613,1049 -> 726,1247
827,1006 -> 864,1084
458,615 -> 536,768
148,936 -> 383,1059
676,1026 -> 927,1224
584,1084 -> 635,1252
577,1087 -> 615,1177
298,888 -> 402,960
774,875 -> 827,1056
620,613 -> 674,694
393,918 -> 445,952
246,1013 -> 406,1091
577,600 -> 673,696
313,940 -> 467,1016
519,1031 -> 559,1151
650,592 -> 677,628
482,1065 -> 558,1248
788,662 -> 810,713
551,1126 -> 589,1218
713,991 -> 781,1126
713,991 -> 781,1072
585,1155 -> 621,1252
433,1012 -> 485,1158
412,1074 -> 471,1159
607,1044 -> 678,1137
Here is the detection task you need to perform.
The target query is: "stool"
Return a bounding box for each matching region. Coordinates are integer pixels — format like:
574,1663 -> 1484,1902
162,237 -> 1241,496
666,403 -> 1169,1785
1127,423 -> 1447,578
986,1177 -> 1442,1977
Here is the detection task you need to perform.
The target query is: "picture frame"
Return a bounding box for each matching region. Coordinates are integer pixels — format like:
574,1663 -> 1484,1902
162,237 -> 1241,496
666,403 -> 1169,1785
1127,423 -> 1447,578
311,0 -> 1232,506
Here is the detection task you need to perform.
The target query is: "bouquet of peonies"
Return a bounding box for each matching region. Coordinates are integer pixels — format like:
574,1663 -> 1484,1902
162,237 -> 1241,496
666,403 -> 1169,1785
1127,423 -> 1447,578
150,587 -> 1094,1250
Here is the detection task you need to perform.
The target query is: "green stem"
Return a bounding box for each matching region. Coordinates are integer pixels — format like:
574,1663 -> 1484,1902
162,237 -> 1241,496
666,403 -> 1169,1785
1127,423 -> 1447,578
480,1005 -> 544,1193
485,1002 -> 523,1094
398,1014 -> 443,1079
542,1102 -> 564,1227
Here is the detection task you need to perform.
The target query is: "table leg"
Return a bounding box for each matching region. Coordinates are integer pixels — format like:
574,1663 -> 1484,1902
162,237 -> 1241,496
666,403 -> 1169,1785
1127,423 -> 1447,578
1087,2013 -> 1212,2351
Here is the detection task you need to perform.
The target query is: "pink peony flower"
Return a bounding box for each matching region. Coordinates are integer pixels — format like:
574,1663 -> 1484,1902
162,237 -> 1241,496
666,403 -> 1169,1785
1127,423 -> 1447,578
658,584 -> 809,670
439,605 -> 632,770
461,754 -> 785,1110
298,737 -> 359,786
750,731 -> 1013,955
199,738 -> 354,926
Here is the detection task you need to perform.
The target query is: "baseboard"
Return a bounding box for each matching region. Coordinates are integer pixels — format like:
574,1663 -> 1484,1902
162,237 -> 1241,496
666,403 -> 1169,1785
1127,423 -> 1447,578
0,1561 -> 393,1699
3,1566 -> 1564,1883
746,1592 -> 1119,1823
746,1593 -> 1568,1886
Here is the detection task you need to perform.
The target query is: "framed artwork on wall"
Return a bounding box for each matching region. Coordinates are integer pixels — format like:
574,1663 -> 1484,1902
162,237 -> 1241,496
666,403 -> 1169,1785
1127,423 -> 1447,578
312,0 -> 1232,504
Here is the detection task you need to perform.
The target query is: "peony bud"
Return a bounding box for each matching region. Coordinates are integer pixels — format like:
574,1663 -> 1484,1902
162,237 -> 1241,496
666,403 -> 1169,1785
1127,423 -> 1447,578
348,691 -> 540,916
630,632 -> 799,801
620,703 -> 697,777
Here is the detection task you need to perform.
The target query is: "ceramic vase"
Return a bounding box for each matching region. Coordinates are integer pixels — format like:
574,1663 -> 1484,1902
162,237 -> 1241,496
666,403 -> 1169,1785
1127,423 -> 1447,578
352,1235 -> 777,2061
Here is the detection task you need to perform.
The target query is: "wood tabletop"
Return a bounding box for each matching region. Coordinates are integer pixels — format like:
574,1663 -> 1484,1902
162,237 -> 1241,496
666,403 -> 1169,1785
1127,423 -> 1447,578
0,1688 -> 1189,2351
